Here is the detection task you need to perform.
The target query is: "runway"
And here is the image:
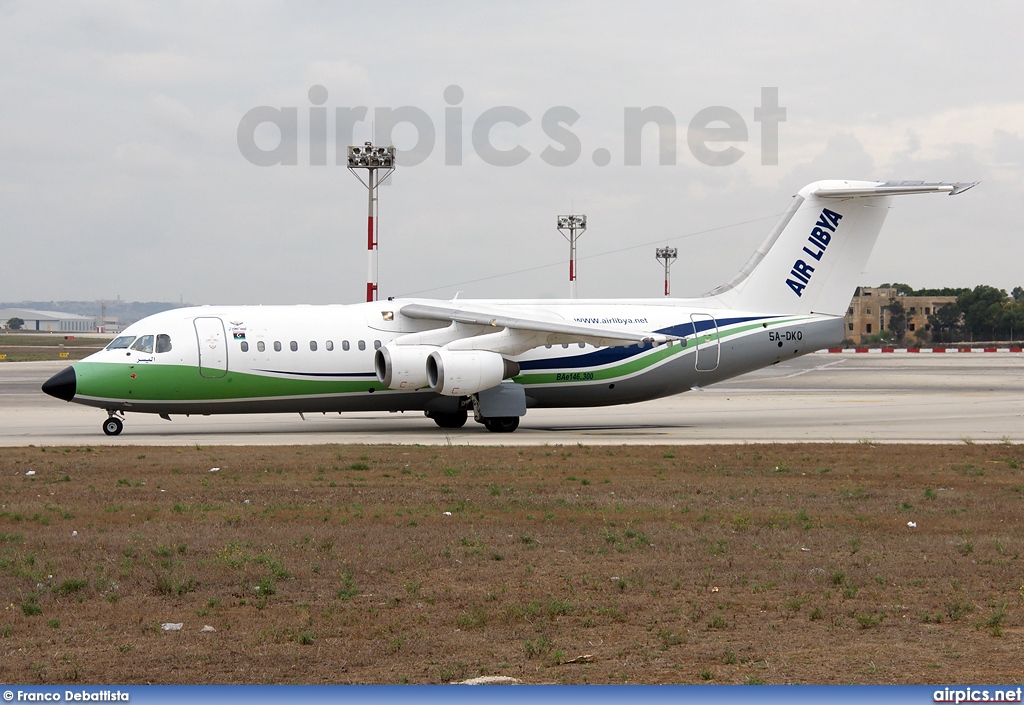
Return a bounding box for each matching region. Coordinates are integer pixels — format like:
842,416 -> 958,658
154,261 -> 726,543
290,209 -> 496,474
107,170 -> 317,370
4,353 -> 1022,446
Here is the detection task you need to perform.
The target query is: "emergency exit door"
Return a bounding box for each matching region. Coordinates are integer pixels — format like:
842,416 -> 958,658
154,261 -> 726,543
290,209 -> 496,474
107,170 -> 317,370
690,313 -> 720,371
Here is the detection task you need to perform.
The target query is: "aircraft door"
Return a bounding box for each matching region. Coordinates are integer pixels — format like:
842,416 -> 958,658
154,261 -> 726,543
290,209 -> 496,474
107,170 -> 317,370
194,317 -> 228,378
690,313 -> 720,371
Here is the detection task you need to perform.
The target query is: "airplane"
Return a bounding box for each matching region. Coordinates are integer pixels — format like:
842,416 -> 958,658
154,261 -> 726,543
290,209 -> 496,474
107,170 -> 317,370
42,179 -> 975,436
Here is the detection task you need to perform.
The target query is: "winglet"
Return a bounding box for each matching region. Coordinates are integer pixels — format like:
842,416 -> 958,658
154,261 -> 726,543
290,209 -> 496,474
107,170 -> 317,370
949,182 -> 979,195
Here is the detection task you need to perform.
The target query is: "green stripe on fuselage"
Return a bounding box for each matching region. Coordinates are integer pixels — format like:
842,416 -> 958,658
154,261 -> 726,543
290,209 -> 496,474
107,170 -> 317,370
74,361 -> 375,402
513,317 -> 799,385
74,317 -> 808,401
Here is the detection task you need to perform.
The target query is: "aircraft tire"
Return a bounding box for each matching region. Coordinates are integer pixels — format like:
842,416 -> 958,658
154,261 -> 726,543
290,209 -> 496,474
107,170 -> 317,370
483,416 -> 520,433
431,410 -> 468,429
102,417 -> 123,436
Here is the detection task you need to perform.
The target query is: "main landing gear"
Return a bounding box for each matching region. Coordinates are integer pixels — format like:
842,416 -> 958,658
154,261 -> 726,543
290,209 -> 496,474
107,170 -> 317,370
482,416 -> 519,433
425,409 -> 520,433
102,413 -> 124,436
426,410 -> 468,429
427,383 -> 526,433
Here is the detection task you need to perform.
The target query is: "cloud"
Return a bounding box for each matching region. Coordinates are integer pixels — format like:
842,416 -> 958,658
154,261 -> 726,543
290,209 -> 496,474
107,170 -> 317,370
113,142 -> 189,175
786,133 -> 877,184
991,128 -> 1024,167
95,51 -> 210,86
789,103 -> 1024,184
304,60 -> 372,95
2,1 -> 1023,302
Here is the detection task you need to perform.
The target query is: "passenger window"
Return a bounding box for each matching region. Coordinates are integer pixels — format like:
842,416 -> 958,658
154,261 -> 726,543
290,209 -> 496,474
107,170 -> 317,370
130,335 -> 154,353
290,341 -> 298,352
274,341 -> 282,352
156,334 -> 172,353
310,341 -> 317,352
374,340 -> 381,349
342,340 -> 350,351
106,336 -> 135,350
358,340 -> 366,351
257,341 -> 265,352
241,341 -> 249,352
326,340 -> 334,351
561,343 -> 569,349
578,343 -> 585,348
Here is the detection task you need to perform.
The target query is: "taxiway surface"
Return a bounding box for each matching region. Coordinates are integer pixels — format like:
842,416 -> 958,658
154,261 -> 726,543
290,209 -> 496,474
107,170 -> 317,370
3,353 -> 1021,446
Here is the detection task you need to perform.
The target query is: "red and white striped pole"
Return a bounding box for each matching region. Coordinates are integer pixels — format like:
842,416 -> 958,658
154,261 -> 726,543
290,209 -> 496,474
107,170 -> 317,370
568,238 -> 576,299
557,214 -> 587,300
348,143 -> 394,303
366,168 -> 377,302
656,247 -> 677,297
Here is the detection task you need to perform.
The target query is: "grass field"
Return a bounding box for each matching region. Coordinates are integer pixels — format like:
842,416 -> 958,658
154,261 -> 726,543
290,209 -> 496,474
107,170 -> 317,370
0,334 -> 106,362
1,443 -> 1022,684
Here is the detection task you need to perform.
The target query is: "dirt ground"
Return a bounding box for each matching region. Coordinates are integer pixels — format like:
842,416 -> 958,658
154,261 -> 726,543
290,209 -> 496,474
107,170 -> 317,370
1,443 -> 1022,684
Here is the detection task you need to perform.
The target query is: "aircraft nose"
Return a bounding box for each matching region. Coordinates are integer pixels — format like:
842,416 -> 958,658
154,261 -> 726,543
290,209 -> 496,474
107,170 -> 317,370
42,366 -> 77,402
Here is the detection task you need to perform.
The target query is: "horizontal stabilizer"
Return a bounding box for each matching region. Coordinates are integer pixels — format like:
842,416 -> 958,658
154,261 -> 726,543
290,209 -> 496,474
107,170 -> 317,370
813,181 -> 978,198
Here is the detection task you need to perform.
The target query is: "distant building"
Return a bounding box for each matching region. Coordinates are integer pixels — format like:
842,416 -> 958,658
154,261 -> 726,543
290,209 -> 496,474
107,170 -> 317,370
99,317 -> 124,334
844,287 -> 957,343
0,308 -> 97,333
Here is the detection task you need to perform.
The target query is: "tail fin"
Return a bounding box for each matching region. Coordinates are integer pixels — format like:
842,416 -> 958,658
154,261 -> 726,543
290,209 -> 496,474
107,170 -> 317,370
707,180 -> 976,316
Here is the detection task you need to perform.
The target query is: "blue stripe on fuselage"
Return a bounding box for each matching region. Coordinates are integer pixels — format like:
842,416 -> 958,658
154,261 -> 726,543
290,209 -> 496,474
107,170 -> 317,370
517,316 -> 764,371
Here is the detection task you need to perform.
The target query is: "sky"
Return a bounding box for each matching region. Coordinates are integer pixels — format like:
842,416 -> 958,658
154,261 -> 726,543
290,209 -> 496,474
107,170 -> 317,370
1,1 -> 1022,305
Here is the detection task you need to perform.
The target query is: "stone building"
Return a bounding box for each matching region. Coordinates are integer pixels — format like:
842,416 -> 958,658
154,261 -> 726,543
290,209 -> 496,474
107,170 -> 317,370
844,287 -> 958,344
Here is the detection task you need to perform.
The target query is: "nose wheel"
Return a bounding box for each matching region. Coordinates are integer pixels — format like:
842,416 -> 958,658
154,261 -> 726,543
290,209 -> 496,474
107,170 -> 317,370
102,416 -> 124,436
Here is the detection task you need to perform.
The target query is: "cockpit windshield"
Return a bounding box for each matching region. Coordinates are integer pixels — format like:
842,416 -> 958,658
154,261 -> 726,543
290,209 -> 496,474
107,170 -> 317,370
130,335 -> 155,354
106,336 -> 136,350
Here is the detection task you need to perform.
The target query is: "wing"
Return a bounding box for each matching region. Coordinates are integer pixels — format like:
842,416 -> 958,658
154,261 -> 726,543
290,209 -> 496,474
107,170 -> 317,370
395,302 -> 681,356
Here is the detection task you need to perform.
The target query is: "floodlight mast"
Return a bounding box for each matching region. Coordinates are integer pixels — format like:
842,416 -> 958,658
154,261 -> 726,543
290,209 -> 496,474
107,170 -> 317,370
556,214 -> 587,299
655,246 -> 678,296
347,142 -> 396,302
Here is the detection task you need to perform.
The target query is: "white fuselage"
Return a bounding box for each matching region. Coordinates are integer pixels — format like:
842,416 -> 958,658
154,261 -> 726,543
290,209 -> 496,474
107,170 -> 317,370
65,298 -> 841,417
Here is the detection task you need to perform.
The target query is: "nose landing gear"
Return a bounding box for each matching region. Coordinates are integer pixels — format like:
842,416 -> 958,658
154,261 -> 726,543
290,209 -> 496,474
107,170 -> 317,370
102,413 -> 124,436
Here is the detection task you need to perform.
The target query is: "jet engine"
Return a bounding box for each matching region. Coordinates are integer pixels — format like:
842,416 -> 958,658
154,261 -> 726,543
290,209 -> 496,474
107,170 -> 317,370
374,344 -> 434,390
426,349 -> 520,396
